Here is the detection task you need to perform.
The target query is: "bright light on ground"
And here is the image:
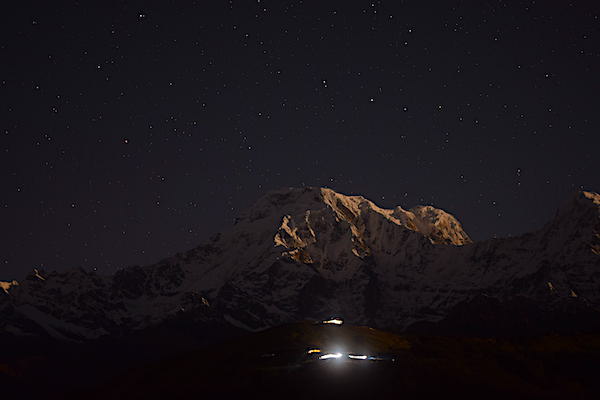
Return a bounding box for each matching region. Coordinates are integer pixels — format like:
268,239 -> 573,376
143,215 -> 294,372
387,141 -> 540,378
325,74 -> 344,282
348,354 -> 367,360
319,352 -> 343,360
307,349 -> 321,354
322,318 -> 343,325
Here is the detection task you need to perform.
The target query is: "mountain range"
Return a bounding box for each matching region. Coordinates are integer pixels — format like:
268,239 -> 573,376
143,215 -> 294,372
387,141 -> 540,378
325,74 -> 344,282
1,187 -> 599,341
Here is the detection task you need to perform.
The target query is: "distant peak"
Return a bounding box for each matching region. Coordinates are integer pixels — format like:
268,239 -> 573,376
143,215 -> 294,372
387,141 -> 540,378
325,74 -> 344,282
0,280 -> 19,294
556,190 -> 600,217
409,205 -> 472,245
578,190 -> 600,205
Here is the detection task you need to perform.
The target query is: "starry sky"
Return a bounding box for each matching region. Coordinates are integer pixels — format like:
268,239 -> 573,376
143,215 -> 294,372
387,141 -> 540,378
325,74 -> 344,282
1,1 -> 599,280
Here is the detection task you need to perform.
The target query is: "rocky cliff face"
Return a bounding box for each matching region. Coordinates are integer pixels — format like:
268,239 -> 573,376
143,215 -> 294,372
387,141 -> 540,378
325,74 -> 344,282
1,187 -> 599,340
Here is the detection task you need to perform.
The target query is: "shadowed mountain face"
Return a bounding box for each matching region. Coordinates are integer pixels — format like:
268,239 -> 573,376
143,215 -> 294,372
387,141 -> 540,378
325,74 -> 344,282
1,187 -> 599,340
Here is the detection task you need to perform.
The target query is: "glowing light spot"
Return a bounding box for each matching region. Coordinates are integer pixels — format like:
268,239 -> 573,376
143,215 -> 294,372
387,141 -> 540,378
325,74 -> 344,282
348,354 -> 367,360
307,349 -> 321,354
319,352 -> 343,360
322,318 -> 343,325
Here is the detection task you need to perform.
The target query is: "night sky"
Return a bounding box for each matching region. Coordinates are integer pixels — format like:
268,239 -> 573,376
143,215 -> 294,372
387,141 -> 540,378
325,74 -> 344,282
1,1 -> 599,280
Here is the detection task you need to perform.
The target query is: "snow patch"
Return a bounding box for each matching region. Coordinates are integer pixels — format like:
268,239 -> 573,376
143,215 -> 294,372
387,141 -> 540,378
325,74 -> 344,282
33,269 -> 46,281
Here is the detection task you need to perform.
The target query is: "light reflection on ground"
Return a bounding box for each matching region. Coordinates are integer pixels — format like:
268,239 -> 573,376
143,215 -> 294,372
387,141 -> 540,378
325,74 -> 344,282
319,352 -> 343,360
348,354 -> 368,360
321,318 -> 344,325
307,349 -> 392,363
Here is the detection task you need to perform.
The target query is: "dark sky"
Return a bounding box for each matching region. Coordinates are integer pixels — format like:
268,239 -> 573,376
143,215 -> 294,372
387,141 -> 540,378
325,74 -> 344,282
1,1 -> 599,280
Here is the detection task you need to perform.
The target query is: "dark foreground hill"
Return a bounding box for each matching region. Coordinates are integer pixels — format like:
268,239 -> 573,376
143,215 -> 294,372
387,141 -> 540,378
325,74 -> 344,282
3,321 -> 599,399
92,323 -> 600,400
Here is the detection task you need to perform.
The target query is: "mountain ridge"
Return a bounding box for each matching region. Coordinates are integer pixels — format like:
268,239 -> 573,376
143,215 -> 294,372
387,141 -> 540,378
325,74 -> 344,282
1,187 -> 599,340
